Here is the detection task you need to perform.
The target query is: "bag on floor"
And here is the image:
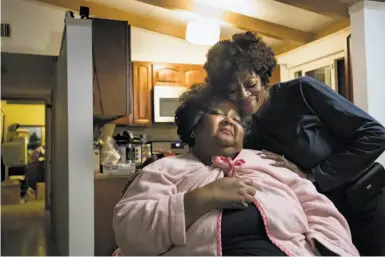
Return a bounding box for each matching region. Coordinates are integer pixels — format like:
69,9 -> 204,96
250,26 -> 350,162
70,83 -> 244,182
346,162 -> 385,209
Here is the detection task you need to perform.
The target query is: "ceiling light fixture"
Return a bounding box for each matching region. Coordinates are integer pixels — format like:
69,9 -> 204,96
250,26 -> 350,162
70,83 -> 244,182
186,18 -> 220,46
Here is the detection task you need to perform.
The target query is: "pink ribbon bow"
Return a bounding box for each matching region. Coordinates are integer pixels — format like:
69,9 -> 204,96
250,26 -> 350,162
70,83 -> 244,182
212,156 -> 245,177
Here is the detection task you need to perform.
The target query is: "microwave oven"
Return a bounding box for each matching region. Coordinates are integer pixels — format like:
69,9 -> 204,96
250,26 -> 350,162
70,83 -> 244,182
153,85 -> 187,123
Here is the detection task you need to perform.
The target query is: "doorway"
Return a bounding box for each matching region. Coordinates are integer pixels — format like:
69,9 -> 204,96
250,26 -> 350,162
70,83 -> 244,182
1,99 -> 57,255
336,58 -> 346,98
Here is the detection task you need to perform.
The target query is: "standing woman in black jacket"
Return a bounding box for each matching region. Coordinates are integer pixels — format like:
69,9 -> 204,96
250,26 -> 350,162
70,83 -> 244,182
204,31 -> 385,256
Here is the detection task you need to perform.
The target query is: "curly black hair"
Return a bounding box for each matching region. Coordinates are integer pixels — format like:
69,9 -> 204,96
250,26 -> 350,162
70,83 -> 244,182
175,83 -> 218,148
175,83 -> 251,148
203,31 -> 277,93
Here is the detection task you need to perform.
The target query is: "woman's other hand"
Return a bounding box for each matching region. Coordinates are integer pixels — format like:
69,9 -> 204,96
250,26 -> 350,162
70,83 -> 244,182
258,150 -> 309,179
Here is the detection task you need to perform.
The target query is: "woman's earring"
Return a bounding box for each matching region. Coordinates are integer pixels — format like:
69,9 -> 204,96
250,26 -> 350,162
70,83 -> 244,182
190,131 -> 195,139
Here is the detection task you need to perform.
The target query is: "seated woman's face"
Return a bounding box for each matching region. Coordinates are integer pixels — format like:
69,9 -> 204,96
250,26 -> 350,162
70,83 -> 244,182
194,99 -> 244,156
227,68 -> 265,115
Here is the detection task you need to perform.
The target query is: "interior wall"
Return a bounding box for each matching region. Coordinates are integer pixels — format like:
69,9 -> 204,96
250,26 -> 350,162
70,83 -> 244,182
52,30 -> 69,256
1,0 -> 66,56
1,52 -> 56,99
51,18 -> 94,255
277,28 -> 350,82
350,1 -> 385,165
131,27 -> 209,64
276,28 -> 350,68
0,101 -> 46,143
0,101 -> 45,125
66,18 -> 94,256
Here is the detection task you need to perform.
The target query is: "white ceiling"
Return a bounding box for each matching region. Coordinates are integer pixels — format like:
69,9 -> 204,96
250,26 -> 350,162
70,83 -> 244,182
143,5 -> 283,46
83,0 -> 347,47
82,0 -> 285,46
193,0 -> 334,32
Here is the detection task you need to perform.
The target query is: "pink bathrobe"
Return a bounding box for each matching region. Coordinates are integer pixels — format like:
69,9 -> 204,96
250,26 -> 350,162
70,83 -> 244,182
113,149 -> 359,256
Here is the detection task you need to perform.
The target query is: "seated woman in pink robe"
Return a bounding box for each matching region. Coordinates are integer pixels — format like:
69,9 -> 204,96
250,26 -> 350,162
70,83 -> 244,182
113,84 -> 359,256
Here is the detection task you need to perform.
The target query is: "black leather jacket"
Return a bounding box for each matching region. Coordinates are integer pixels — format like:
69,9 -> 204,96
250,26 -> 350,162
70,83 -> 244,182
244,76 -> 385,192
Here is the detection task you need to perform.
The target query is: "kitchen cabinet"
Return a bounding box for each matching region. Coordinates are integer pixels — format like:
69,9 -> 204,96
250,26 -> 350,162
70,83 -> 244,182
114,62 -> 205,126
133,62 -> 153,125
183,65 -> 206,87
269,66 -> 281,86
92,18 -> 132,119
113,62 -> 153,126
152,64 -> 206,87
152,64 -> 183,85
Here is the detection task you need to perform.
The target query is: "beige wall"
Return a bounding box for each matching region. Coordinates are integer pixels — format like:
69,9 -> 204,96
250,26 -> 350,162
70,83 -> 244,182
131,27 -> 209,64
276,28 -> 350,82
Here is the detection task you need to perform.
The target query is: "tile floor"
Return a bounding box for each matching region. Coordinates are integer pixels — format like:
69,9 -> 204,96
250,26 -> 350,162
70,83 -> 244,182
1,200 -> 59,256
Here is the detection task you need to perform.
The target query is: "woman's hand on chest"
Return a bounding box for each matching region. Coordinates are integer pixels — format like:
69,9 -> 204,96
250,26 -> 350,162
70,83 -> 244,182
191,177 -> 258,210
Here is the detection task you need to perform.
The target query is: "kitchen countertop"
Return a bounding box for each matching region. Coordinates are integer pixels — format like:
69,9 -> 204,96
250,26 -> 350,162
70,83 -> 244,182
94,173 -> 133,179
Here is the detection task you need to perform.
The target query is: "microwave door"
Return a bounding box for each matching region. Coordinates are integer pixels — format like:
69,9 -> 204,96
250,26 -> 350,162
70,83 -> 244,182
154,85 -> 187,123
157,97 -> 180,122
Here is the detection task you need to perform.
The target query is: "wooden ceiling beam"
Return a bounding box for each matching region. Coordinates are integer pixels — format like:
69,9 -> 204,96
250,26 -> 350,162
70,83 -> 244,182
273,0 -> 349,20
273,42 -> 303,55
274,19 -> 350,56
135,0 -> 314,44
29,0 -> 188,39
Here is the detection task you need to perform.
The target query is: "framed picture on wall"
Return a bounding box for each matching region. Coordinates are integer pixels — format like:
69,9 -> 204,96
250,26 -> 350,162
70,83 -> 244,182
19,125 -> 43,149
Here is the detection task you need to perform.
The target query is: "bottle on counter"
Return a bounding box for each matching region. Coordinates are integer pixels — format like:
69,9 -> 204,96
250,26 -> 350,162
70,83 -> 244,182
140,134 -> 147,164
125,143 -> 136,164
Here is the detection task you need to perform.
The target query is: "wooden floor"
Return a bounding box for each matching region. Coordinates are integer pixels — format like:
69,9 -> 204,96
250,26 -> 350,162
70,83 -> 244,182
1,201 -> 59,256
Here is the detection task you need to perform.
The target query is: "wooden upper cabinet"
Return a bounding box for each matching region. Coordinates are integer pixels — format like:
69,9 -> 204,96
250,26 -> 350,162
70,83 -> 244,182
92,18 -> 131,118
113,62 -> 205,126
269,65 -> 281,86
152,63 -> 206,87
183,65 -> 206,87
133,62 -> 152,125
152,64 -> 183,85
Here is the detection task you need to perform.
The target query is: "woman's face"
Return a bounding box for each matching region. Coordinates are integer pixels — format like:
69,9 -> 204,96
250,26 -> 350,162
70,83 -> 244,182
227,68 -> 267,116
194,99 -> 244,157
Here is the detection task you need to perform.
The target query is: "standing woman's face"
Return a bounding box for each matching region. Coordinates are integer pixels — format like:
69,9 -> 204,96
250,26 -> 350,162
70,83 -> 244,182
193,99 -> 244,158
227,68 -> 268,116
